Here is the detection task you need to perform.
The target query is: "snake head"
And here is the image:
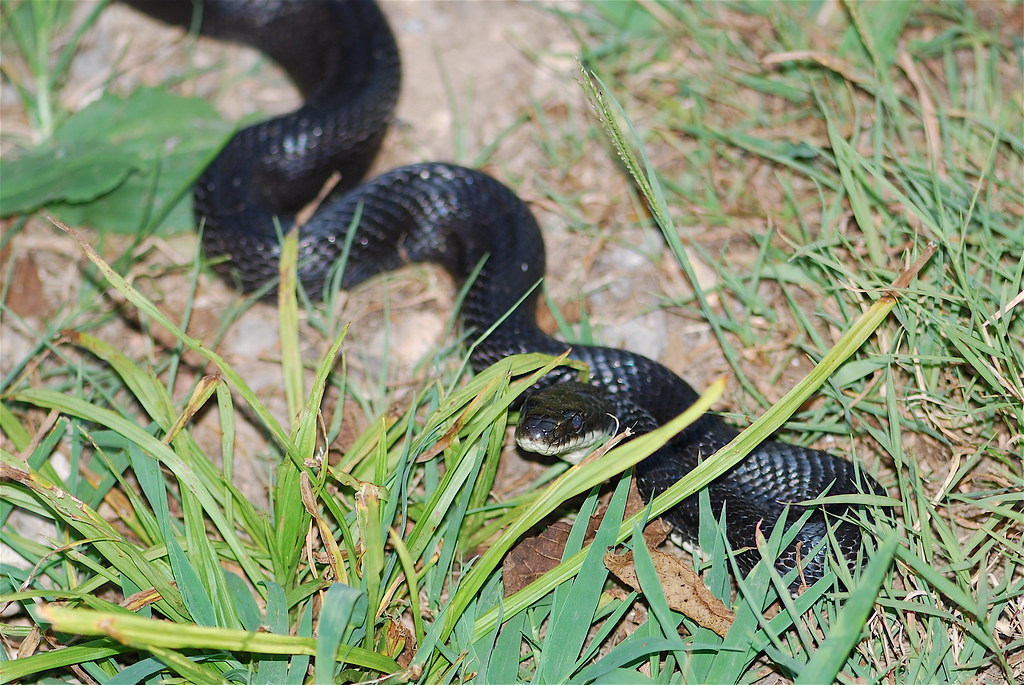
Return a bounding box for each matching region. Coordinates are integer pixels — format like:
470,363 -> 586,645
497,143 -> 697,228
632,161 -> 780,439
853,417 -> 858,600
515,382 -> 618,463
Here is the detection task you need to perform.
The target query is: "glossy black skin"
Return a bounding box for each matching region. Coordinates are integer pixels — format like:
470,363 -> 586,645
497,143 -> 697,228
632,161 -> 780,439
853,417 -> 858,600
127,0 -> 883,584
517,383 -> 882,582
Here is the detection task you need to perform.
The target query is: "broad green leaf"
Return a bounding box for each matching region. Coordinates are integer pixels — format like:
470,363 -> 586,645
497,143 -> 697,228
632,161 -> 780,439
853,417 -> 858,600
1,87 -> 233,232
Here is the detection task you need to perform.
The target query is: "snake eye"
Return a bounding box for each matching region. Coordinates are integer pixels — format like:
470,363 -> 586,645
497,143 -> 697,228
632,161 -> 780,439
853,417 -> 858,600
570,412 -> 584,432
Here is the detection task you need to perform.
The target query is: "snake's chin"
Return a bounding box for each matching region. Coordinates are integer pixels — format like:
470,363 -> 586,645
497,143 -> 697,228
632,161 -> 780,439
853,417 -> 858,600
517,440 -> 597,465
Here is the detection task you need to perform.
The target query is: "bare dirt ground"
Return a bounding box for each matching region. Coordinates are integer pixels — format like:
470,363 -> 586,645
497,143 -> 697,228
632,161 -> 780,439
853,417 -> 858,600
3,1 -> 716,504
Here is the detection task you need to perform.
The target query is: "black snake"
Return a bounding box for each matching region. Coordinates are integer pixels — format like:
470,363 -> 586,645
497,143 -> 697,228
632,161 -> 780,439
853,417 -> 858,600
126,0 -> 883,584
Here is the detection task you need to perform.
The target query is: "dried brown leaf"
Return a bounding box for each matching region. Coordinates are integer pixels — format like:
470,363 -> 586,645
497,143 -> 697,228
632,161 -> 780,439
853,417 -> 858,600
503,521 -> 572,597
605,548 -> 734,638
4,252 -> 52,319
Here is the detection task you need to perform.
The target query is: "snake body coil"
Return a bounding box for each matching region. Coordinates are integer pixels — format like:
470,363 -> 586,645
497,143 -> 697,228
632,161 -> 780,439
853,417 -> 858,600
128,0 -> 881,583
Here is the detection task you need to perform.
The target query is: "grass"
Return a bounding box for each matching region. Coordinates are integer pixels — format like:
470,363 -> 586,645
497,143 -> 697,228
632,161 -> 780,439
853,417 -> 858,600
2,1 -> 1022,683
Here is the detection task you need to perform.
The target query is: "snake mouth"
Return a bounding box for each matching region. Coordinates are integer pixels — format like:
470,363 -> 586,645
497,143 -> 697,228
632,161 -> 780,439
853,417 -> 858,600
515,433 -> 606,464
515,416 -> 611,464
514,382 -> 623,463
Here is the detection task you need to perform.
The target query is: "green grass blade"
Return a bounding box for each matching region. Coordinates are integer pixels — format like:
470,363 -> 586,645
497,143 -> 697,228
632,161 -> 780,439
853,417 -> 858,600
795,532 -> 899,684
38,605 -> 400,674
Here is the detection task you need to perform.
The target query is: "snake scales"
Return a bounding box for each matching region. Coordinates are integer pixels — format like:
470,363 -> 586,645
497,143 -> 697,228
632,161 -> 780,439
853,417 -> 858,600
126,0 -> 883,584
